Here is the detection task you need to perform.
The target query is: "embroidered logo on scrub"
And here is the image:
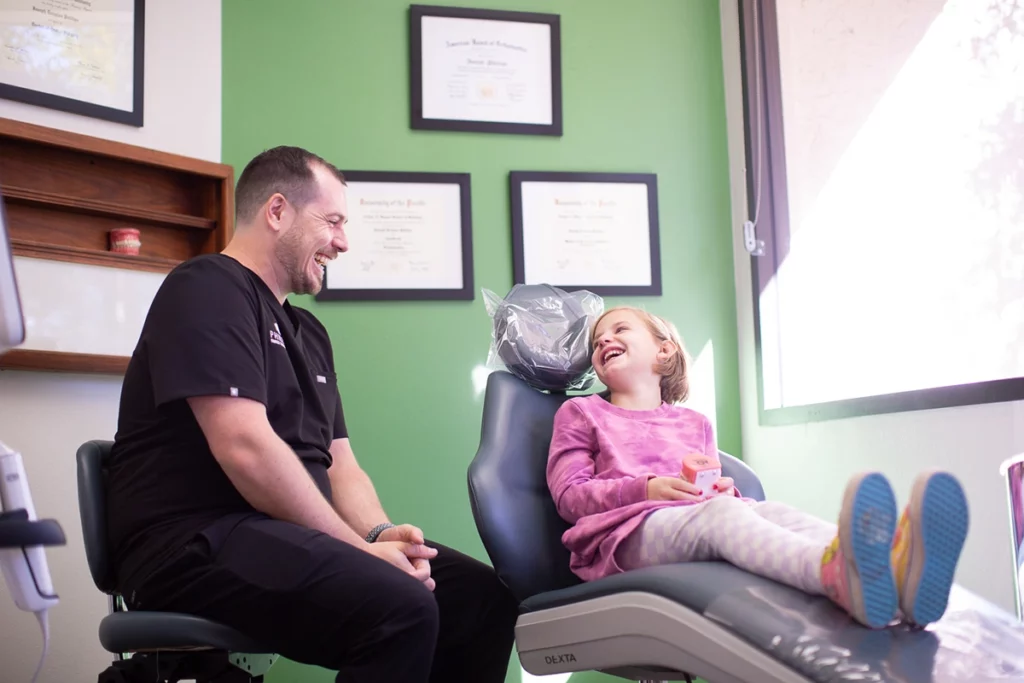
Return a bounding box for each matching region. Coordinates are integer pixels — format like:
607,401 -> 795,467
269,322 -> 286,349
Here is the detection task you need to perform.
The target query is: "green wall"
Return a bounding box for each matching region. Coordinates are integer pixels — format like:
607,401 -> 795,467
223,1 -> 738,681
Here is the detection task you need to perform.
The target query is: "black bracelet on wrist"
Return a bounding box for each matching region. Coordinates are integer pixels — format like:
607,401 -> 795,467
365,522 -> 395,543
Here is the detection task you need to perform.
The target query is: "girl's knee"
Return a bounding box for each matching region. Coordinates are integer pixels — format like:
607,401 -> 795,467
702,493 -> 747,517
755,500 -> 795,515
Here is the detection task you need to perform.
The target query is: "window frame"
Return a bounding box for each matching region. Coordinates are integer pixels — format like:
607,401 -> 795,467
735,0 -> 1024,426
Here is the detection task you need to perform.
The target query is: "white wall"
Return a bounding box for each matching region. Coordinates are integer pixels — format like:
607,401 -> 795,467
0,2 -> 221,680
719,0 -> 1024,613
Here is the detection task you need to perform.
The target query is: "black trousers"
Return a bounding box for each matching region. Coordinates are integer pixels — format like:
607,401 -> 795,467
126,515 -> 520,682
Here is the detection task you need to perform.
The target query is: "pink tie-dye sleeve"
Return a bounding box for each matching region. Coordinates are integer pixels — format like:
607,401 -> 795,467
546,401 -> 651,523
703,417 -> 718,457
703,416 -> 741,497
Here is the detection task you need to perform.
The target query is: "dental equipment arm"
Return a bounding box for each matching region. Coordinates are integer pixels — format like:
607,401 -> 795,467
0,440 -> 62,683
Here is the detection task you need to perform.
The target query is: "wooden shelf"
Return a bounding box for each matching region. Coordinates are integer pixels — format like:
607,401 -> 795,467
0,117 -> 230,179
3,185 -> 216,230
0,115 -> 235,375
11,238 -> 181,274
0,349 -> 129,375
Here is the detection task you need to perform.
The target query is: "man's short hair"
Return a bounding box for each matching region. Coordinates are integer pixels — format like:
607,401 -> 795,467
234,146 -> 346,223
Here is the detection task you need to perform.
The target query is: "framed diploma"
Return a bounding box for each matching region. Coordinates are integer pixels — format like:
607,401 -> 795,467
0,0 -> 144,126
510,171 -> 662,297
316,171 -> 474,302
409,4 -> 561,136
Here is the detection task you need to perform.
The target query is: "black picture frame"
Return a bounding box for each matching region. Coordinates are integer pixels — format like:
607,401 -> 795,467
316,171 -> 474,302
0,0 -> 145,127
409,4 -> 562,136
510,171 -> 662,297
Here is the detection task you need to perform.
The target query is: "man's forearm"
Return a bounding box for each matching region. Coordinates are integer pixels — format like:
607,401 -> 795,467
218,429 -> 368,548
328,462 -> 390,538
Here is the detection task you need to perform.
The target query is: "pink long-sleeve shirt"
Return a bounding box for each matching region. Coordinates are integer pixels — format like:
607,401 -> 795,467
546,393 -> 729,581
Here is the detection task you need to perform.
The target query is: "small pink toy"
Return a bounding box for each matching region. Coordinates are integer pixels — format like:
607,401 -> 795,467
681,453 -> 721,494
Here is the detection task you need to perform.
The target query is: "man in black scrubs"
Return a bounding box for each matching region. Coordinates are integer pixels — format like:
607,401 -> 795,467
105,146 -> 519,682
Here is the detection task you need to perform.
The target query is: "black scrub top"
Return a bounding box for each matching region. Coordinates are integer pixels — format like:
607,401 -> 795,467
105,253 -> 347,590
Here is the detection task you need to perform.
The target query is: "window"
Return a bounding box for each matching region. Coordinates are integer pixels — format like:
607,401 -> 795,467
738,0 -> 1024,424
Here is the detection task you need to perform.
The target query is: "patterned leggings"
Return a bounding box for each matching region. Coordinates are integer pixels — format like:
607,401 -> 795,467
616,496 -> 837,594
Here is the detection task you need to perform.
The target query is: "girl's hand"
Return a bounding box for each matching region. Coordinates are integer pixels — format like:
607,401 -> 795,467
647,476 -> 705,502
712,476 -> 735,497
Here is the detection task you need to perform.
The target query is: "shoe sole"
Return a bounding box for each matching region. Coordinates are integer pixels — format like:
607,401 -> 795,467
840,473 -> 899,628
901,472 -> 969,626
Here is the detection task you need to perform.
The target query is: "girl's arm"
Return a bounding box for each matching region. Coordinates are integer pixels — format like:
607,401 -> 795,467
546,402 -> 652,523
704,418 -> 741,498
703,417 -> 719,459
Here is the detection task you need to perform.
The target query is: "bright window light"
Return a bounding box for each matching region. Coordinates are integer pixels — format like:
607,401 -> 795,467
760,0 -> 1024,411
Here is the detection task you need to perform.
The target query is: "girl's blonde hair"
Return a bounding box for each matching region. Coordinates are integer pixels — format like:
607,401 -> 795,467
592,306 -> 690,404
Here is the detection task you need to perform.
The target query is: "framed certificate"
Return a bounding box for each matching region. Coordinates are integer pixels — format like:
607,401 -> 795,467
317,171 -> 474,302
0,0 -> 144,126
510,171 -> 662,297
409,4 -> 562,136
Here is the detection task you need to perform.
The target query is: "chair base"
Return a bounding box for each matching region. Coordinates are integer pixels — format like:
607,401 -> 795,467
516,591 -> 811,683
97,651 -> 263,683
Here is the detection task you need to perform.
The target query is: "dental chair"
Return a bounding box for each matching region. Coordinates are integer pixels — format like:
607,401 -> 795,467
76,440 -> 277,683
468,367 -> 1024,682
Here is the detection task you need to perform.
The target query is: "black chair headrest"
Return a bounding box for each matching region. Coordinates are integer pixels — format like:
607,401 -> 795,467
483,284 -> 604,393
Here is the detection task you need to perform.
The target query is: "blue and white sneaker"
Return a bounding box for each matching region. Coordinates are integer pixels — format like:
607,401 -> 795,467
821,472 -> 900,629
891,471 -> 969,627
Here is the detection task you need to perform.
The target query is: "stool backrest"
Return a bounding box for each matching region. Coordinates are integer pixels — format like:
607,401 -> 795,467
467,371 -> 767,604
76,439 -> 115,594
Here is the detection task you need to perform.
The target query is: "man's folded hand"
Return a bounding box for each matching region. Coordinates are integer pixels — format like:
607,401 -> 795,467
365,540 -> 438,591
377,523 -> 426,545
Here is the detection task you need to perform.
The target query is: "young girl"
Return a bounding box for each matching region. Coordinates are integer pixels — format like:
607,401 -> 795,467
546,306 -> 970,630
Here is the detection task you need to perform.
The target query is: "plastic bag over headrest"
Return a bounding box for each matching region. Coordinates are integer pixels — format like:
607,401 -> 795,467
483,284 -> 605,392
